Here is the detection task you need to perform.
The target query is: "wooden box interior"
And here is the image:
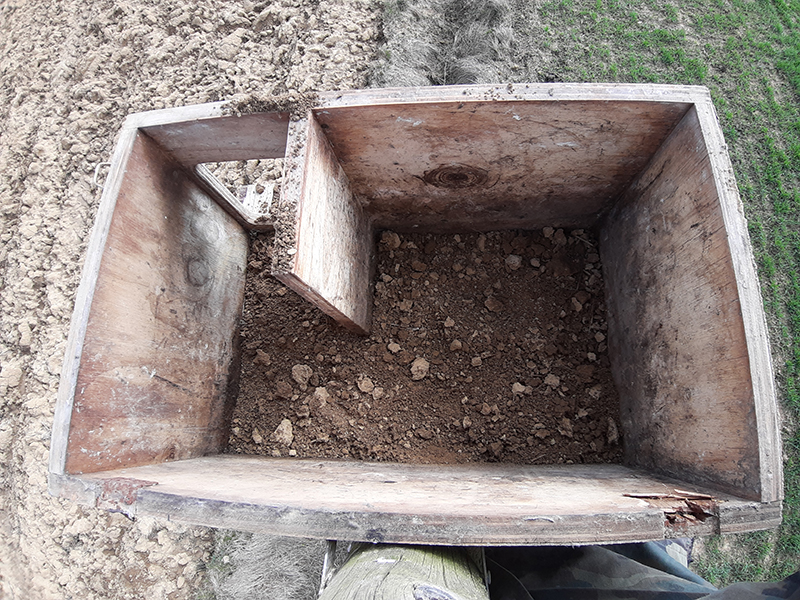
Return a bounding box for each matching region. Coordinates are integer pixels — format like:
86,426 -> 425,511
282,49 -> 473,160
49,84 -> 782,545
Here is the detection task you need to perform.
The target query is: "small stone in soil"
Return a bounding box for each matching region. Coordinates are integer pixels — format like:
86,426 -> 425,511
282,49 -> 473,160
358,377 -> 375,393
275,381 -> 293,398
291,364 -> 313,385
484,297 -> 503,312
505,254 -> 522,270
381,230 -> 401,249
544,373 -> 560,388
410,357 -> 430,380
252,428 -> 264,444
272,419 -> 294,446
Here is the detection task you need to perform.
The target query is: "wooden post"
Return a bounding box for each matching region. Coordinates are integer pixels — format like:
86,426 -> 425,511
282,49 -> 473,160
319,544 -> 488,600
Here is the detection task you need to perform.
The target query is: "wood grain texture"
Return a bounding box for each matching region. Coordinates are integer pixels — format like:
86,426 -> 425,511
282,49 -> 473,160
601,106 -> 764,501
141,110 -> 289,166
693,101 -> 782,503
319,544 -> 488,600
72,455 -> 779,544
313,85 -> 696,233
314,101 -> 689,233
315,83 -> 708,113
63,132 -> 248,474
274,114 -> 374,334
50,124 -> 139,475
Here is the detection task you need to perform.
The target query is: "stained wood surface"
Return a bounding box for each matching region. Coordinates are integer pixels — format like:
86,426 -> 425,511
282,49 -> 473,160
140,110 -> 289,166
274,114 -> 374,334
70,455 -> 783,544
319,544 -> 488,600
63,132 -> 248,474
600,106 -> 769,502
314,95 -> 690,233
50,125 -> 140,475
692,101 -> 782,503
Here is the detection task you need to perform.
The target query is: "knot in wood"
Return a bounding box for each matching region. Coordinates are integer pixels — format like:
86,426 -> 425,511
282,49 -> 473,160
423,164 -> 489,188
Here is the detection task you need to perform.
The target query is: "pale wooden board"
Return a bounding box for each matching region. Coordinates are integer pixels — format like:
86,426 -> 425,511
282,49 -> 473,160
63,132 -> 248,474
601,106 -> 766,502
69,455 -> 781,545
693,101 -> 782,503
314,96 -> 690,232
316,83 -> 709,109
141,111 -> 289,166
274,114 -> 374,334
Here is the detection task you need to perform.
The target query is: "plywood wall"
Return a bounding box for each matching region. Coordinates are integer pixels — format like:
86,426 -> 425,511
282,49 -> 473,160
601,107 -> 764,500
314,100 -> 690,232
64,133 -> 248,474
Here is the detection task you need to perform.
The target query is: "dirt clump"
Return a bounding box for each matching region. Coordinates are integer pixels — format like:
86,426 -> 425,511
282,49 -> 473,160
229,228 -> 622,465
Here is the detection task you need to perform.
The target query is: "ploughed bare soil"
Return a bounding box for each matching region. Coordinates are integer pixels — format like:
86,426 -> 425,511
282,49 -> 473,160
228,227 -> 623,465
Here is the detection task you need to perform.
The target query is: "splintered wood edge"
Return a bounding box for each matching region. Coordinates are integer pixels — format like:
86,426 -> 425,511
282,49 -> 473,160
49,125 -> 139,478
694,99 -> 783,504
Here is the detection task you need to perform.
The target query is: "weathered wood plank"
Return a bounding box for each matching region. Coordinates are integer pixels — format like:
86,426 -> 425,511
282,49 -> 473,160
50,124 -> 139,476
141,110 -> 289,166
693,101 -> 782,503
313,100 -> 690,233
73,456 -> 772,545
274,114 -> 374,334
63,132 -> 248,474
315,83 -> 709,109
600,106 -> 770,501
319,544 -> 488,600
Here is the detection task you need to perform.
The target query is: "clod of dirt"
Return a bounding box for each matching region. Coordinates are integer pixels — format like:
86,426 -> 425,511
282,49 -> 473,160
484,297 -> 504,312
272,419 -> 294,446
292,364 -> 313,386
381,230 -> 401,249
358,377 -> 375,393
410,357 -> 430,380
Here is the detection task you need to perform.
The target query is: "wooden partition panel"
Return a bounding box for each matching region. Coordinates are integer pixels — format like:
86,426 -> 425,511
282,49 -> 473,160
601,106 -> 774,501
274,115 -> 374,334
63,133 -> 248,474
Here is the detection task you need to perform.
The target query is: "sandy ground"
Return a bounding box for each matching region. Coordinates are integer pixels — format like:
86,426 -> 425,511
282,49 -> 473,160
0,0 -> 380,597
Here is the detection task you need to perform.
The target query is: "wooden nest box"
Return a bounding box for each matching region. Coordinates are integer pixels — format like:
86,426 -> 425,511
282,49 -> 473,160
50,84 -> 782,544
